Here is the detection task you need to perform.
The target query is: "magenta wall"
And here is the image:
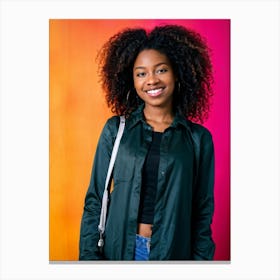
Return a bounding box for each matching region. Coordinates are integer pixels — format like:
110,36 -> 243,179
185,19 -> 230,260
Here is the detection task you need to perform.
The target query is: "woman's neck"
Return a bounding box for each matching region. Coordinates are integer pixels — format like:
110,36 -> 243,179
143,105 -> 174,132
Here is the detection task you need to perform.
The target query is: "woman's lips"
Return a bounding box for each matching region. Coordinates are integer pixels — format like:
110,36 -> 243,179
145,88 -> 164,97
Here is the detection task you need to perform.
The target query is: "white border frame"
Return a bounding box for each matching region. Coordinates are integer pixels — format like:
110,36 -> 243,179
1,0 -> 279,279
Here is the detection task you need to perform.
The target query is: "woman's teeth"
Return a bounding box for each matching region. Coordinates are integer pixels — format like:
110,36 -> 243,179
146,88 -> 163,96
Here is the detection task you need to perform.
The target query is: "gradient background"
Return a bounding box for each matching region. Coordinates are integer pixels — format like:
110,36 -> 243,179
49,19 -> 230,261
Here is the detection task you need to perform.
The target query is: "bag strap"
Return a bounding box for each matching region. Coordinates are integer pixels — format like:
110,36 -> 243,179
98,116 -> 125,249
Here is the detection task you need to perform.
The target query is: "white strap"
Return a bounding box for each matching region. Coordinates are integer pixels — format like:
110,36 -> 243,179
98,116 -> 125,235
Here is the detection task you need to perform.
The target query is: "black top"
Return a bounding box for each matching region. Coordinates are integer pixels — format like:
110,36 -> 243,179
138,131 -> 163,224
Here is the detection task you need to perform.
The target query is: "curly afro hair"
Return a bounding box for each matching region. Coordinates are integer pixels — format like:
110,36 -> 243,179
97,24 -> 213,123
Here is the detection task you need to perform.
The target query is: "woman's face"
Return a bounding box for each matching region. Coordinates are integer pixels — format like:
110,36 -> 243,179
133,49 -> 176,110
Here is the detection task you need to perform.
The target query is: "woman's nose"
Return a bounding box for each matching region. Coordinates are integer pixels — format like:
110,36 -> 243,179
146,73 -> 159,85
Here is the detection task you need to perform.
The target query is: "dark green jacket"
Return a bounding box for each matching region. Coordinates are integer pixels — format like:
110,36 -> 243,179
79,106 -> 215,260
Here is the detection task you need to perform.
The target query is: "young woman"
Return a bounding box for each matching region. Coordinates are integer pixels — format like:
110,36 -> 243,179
79,24 -> 215,260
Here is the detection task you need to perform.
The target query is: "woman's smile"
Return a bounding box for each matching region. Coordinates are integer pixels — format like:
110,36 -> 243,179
145,87 -> 165,97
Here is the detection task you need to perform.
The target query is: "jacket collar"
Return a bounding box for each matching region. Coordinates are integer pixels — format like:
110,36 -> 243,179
126,104 -> 191,131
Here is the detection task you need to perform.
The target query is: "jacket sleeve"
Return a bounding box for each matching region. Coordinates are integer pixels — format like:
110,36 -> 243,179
79,117 -> 118,260
191,127 -> 215,260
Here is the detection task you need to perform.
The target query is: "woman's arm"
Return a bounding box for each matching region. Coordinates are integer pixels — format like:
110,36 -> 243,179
191,128 -> 215,260
79,117 -> 118,260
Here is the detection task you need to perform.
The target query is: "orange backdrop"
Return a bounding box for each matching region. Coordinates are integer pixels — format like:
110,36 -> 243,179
49,19 -> 230,261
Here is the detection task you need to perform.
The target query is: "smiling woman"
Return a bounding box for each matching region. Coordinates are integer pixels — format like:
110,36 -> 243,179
79,24 -> 216,261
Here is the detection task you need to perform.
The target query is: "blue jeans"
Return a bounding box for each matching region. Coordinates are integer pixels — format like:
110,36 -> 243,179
134,234 -> 151,260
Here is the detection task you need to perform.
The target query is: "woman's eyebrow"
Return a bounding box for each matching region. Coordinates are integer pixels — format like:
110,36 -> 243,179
134,62 -> 168,70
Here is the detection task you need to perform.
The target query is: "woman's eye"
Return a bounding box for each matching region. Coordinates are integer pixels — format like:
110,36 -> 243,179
136,72 -> 146,77
156,68 -> 168,74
